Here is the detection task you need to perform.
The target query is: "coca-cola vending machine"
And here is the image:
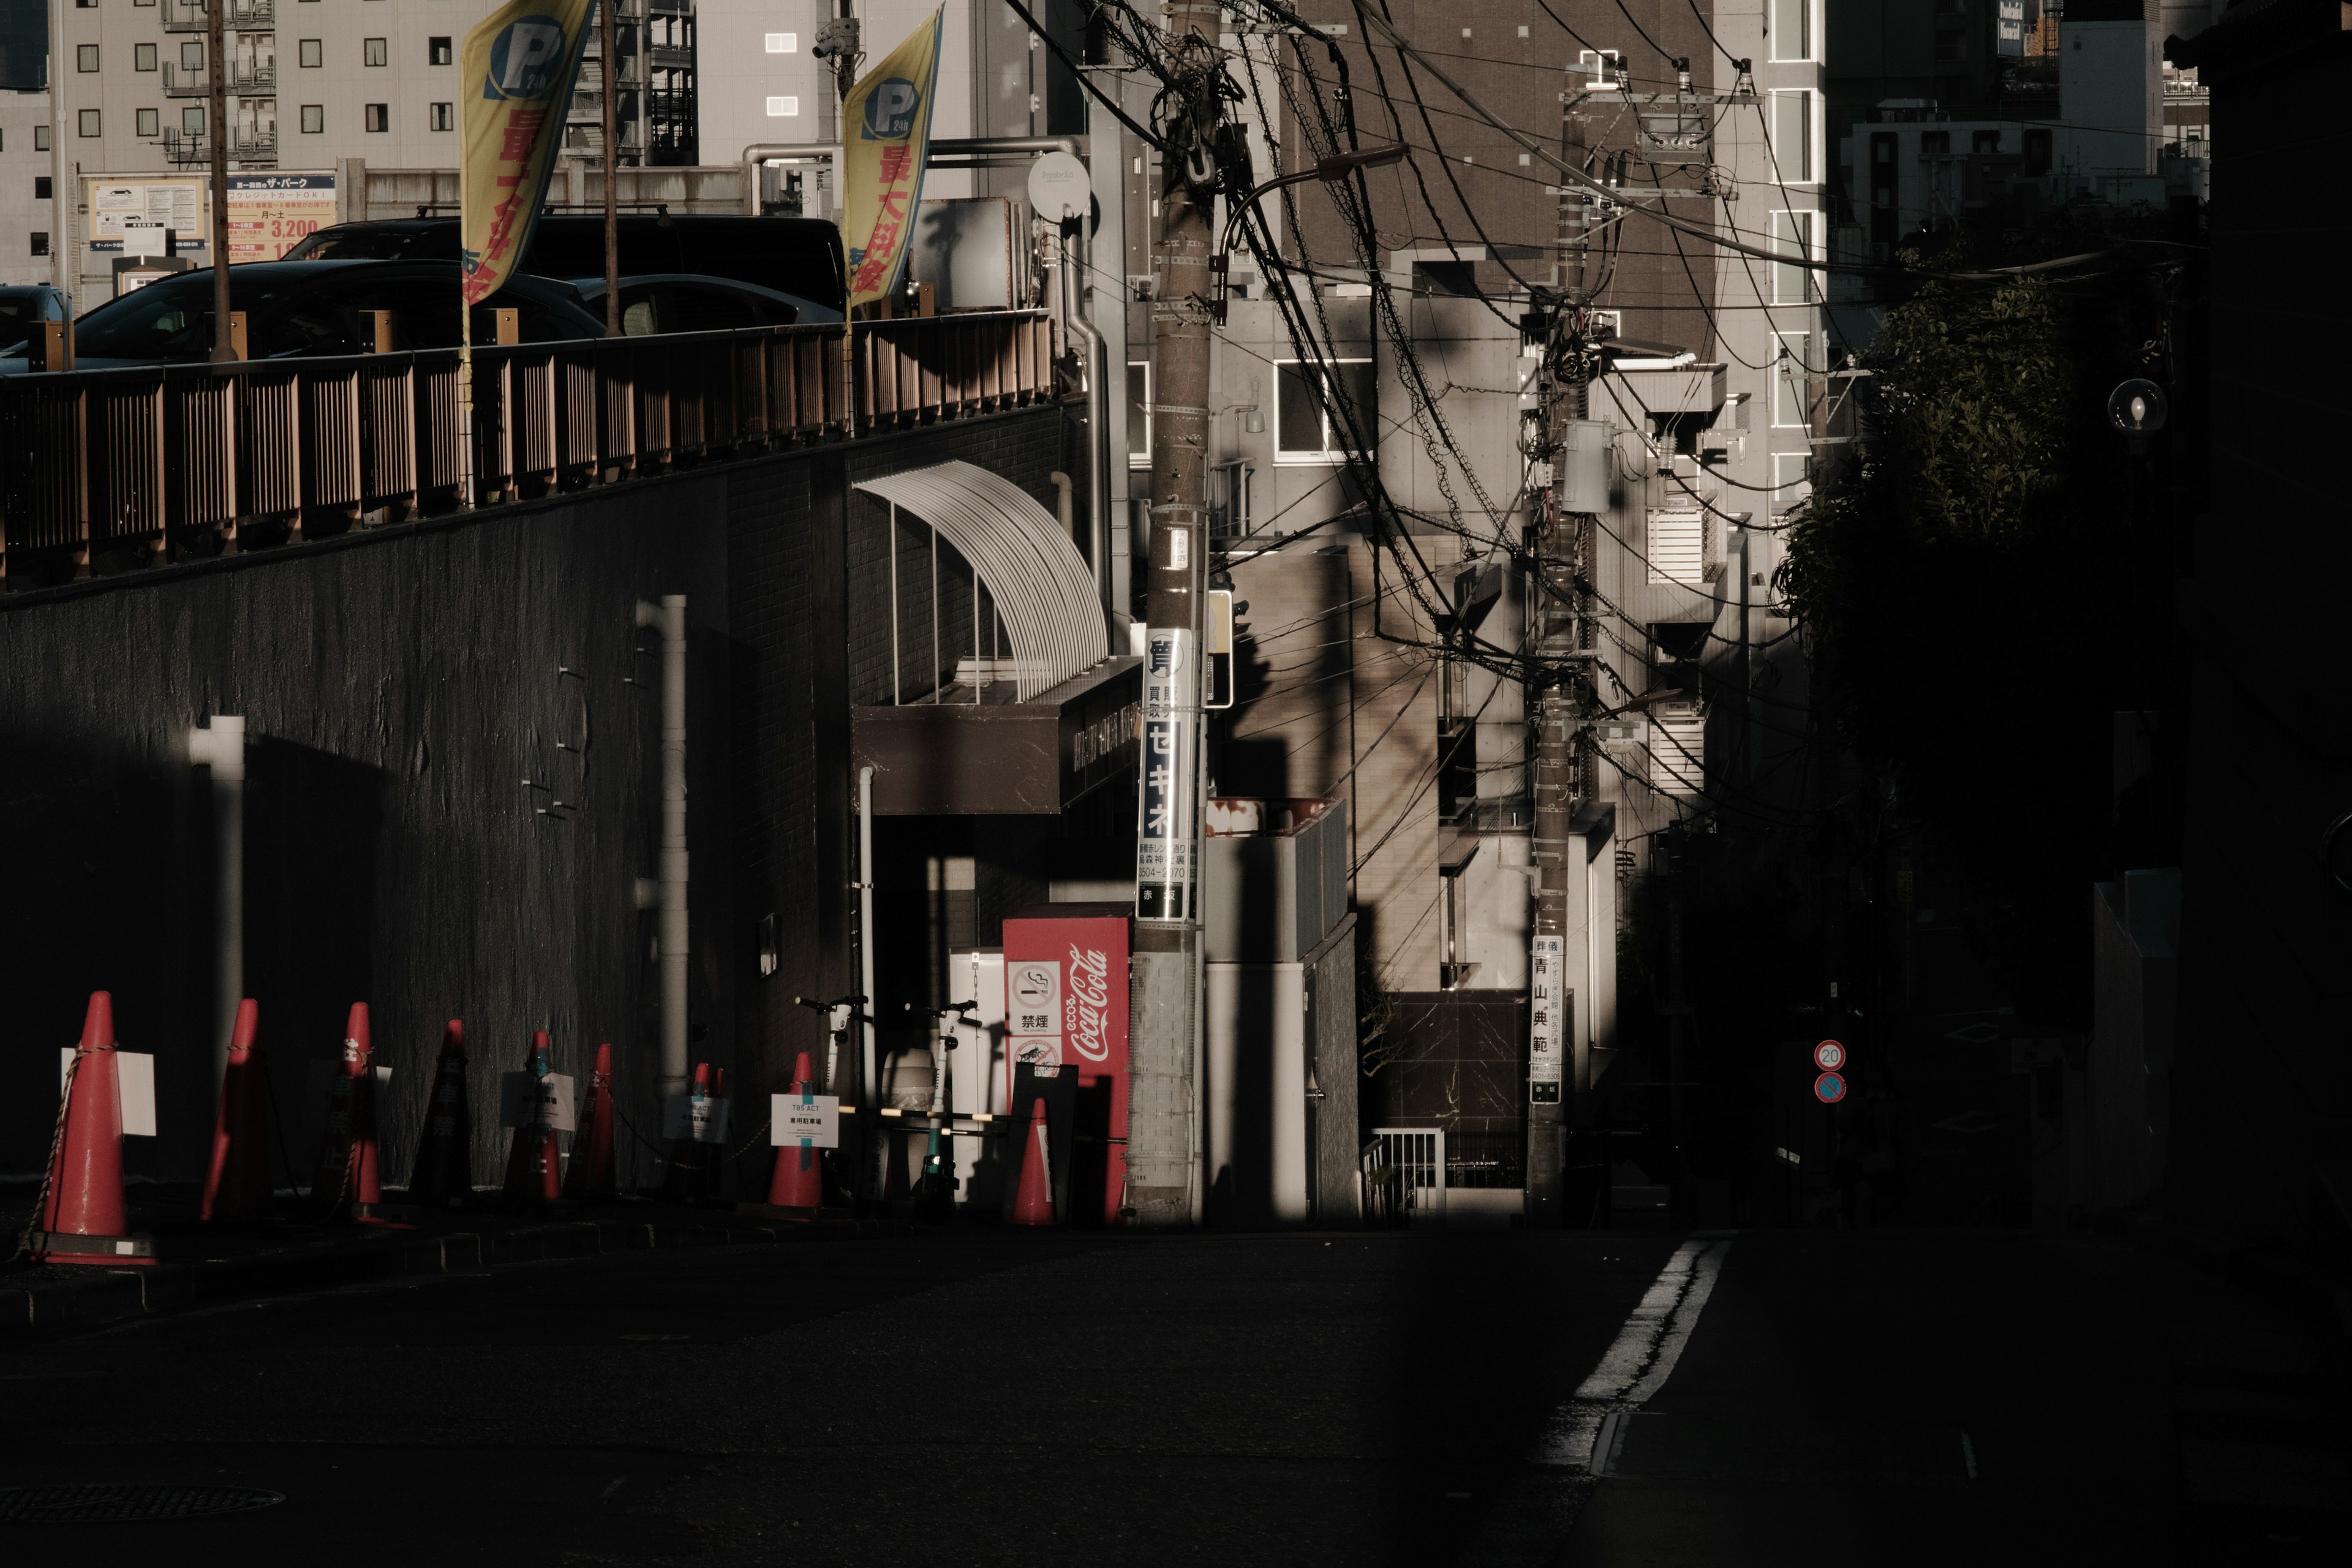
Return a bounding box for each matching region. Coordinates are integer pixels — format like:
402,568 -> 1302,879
1001,903 -> 1130,1224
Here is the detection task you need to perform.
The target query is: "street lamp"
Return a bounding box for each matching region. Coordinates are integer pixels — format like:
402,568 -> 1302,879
1212,143 -> 1408,322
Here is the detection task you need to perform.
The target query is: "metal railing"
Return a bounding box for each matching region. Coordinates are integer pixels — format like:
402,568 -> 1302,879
0,312 -> 1055,574
164,0 -> 275,32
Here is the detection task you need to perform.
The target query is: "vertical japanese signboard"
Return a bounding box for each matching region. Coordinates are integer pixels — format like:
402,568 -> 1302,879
1529,933 -> 1566,1103
1996,0 -> 2027,56
225,172 -> 337,263
1136,626 -> 1196,919
840,8 -> 943,309
1003,908 -> 1131,1224
460,0 -> 595,305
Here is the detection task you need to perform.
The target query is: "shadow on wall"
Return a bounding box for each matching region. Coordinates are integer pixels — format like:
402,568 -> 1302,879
0,727 -> 384,1186
245,737 -> 384,1183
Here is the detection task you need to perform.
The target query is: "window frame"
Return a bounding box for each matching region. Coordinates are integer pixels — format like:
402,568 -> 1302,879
1126,360 -> 1151,469
137,107 -> 161,139
363,104 -> 390,134
363,37 -> 389,68
1768,0 -> 1815,64
765,96 -> 800,118
181,105 -> 206,135
78,109 -> 102,138
299,39 -> 322,69
300,104 -> 325,135
1771,450 -> 1814,513
429,37 -> 453,67
766,32 -> 797,53
34,125 -> 50,152
1769,210 -> 1818,307
1769,89 -> 1815,185
77,44 -> 100,74
1273,356 -> 1377,464
135,43 -> 158,72
1772,332 -> 1813,429
429,102 -> 454,132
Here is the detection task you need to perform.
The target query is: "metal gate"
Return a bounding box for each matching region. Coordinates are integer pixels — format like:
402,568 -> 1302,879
1363,1127 -> 1447,1224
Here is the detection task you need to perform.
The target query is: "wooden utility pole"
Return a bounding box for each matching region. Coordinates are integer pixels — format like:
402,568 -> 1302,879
601,0 -> 620,336
1128,0 -> 1222,1226
1528,57 -> 1597,1224
208,0 -> 233,362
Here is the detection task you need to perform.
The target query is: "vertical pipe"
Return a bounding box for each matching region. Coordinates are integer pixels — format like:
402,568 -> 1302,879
637,597 -> 688,1097
188,716 -> 246,1095
858,764 -> 878,1107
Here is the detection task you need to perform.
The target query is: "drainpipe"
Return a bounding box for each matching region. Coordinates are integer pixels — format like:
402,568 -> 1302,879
187,716 -> 245,1095
1054,225 -> 1112,613
637,597 -> 689,1098
858,764 -> 878,1109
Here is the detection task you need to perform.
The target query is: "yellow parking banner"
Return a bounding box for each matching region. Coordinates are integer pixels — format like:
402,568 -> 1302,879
841,8 -> 945,309
461,0 -> 596,305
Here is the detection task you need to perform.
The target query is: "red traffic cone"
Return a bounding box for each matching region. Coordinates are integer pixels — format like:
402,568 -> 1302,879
661,1061 -> 713,1201
313,1003 -> 399,1223
763,1051 -> 825,1213
562,1042 -> 618,1201
202,998 -> 273,1223
33,992 -> 156,1265
502,1030 -> 563,1207
407,1020 -> 472,1207
1009,1098 -> 1054,1227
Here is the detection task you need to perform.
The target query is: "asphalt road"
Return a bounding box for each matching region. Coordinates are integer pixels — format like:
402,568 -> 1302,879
1,1225 -> 2343,1566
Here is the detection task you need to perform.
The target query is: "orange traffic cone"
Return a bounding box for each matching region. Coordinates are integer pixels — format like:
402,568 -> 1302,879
201,998 -> 272,1223
502,1030 -> 562,1207
763,1051 -> 825,1213
32,992 -> 156,1265
313,1003 -> 399,1223
406,1020 -> 472,1207
1009,1098 -> 1054,1227
661,1061 -> 713,1201
561,1042 -> 618,1201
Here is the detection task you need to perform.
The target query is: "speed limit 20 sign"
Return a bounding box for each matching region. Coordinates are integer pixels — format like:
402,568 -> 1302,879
1814,1039 -> 1846,1072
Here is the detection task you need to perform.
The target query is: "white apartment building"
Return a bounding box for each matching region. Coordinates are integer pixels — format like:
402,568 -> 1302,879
43,0 -> 694,297
1,86 -> 56,288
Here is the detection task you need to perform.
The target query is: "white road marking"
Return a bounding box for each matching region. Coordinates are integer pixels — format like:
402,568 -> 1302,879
1531,1237 -> 1732,1470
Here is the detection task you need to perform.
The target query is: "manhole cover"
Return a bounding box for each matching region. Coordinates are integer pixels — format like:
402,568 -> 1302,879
0,1485 -> 285,1525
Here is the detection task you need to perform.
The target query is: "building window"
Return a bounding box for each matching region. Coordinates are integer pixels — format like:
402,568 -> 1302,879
1275,358 -> 1376,461
1770,90 -> 1813,184
1773,333 -> 1812,428
1650,705 -> 1704,798
77,45 -> 100,73
1771,450 -> 1813,511
1771,210 -> 1816,306
34,125 -> 49,151
1770,0 -> 1812,62
78,109 -> 101,138
31,232 -> 49,256
364,104 -> 390,132
2024,127 -> 2052,176
1126,361 -> 1151,467
1577,49 -> 1625,90
1972,129 -> 2002,155
137,108 -> 160,138
135,43 -> 157,72
766,96 -> 799,117
35,176 -> 50,199
183,106 -> 205,134
429,102 -> 453,131
429,37 -> 453,66
301,104 -> 325,134
182,42 -> 203,71
364,38 -> 388,67
766,32 -> 797,52
299,39 -> 322,67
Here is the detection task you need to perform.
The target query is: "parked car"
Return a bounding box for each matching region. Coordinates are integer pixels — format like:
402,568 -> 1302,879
569,273 -> 841,333
283,214 -> 848,314
0,284 -> 74,349
0,262 -> 603,372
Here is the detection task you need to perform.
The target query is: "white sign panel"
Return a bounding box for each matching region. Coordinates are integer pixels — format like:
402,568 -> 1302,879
1529,934 -> 1566,1104
771,1094 -> 842,1148
86,178 -> 206,253
59,1049 -> 156,1137
662,1092 -> 733,1144
499,1071 -> 578,1131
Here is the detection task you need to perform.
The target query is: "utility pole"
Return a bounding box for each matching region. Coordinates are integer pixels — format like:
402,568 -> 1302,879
1528,56 -> 1598,1225
208,0 -> 233,362
600,0 -> 620,336
1129,0 -> 1222,1226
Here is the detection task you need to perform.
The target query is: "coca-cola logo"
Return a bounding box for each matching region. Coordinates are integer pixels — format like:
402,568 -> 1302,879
1066,944 -> 1111,1063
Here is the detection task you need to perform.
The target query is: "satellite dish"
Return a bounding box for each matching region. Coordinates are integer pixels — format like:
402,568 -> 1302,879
1028,151 -> 1090,224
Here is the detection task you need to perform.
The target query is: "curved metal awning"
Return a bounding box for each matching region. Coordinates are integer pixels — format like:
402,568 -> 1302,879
854,459 -> 1109,702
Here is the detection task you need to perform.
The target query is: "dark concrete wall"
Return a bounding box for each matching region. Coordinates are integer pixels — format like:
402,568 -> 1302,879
0,404 -> 1079,1193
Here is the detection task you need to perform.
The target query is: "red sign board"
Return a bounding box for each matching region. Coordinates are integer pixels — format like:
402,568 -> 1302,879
1002,907 -> 1130,1225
